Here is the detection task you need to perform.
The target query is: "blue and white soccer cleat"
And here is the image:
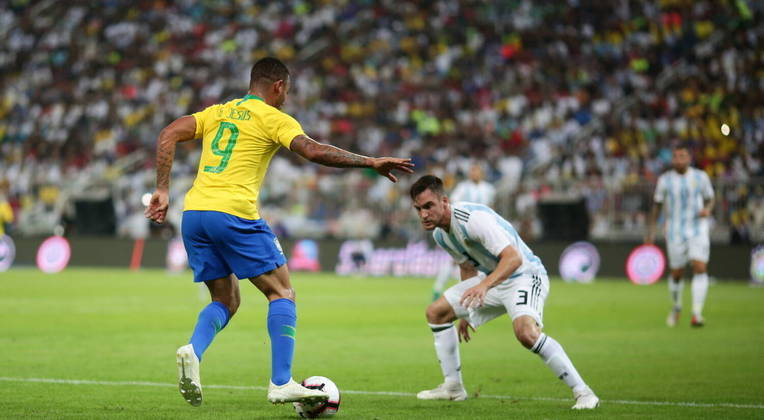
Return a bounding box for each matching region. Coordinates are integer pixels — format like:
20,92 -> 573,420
176,344 -> 202,406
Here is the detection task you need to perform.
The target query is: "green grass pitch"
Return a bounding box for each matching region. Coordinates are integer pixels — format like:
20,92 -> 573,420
0,268 -> 762,419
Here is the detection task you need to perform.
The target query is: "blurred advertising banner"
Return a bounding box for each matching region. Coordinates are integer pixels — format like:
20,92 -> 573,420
288,239 -> 320,272
335,240 -> 450,277
0,235 -> 15,271
559,241 -> 600,283
36,236 -> 71,273
751,246 -> 764,285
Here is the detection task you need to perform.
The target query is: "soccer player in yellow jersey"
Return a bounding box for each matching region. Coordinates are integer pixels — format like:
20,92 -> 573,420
144,57 -> 413,407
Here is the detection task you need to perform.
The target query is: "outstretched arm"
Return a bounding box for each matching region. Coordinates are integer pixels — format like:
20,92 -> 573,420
145,116 -> 197,223
290,134 -> 414,182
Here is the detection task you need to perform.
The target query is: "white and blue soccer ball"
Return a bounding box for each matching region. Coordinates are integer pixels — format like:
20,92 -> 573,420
293,376 -> 341,418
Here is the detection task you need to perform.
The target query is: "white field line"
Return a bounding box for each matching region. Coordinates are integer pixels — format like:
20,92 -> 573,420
0,377 -> 762,410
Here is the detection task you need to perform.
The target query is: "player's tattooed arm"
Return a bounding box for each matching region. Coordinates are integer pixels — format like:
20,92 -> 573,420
145,116 -> 196,224
290,135 -> 372,168
155,116 -> 197,190
290,135 -> 414,182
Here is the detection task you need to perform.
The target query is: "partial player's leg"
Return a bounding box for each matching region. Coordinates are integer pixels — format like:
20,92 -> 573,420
666,267 -> 685,327
688,236 -> 710,327
506,274 -> 598,409
249,265 -> 328,405
177,275 -> 238,406
514,316 -> 598,409
666,240 -> 688,327
689,259 -> 708,327
417,295 -> 468,401
418,275 -> 505,401
177,211 -> 238,406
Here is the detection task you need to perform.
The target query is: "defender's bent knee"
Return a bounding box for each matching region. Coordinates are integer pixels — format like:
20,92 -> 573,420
425,298 -> 455,324
513,317 -> 541,349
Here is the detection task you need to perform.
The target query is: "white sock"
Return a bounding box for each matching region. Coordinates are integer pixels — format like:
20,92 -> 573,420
429,323 -> 462,384
433,263 -> 453,293
668,276 -> 684,311
531,334 -> 586,393
691,273 -> 708,317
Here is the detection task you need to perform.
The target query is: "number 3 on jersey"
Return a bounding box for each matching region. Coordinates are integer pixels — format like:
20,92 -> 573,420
204,122 -> 239,173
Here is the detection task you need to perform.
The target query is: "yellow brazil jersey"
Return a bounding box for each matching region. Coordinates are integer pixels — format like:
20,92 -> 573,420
184,94 -> 304,220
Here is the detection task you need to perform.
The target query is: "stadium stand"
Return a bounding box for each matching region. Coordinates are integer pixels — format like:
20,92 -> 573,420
0,0 -> 762,241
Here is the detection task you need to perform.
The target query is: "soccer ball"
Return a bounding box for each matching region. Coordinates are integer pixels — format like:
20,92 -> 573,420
293,376 -> 341,418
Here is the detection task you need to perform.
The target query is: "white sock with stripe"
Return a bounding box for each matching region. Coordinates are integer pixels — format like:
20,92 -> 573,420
531,333 -> 587,393
429,323 -> 463,385
668,276 -> 684,311
691,273 -> 708,317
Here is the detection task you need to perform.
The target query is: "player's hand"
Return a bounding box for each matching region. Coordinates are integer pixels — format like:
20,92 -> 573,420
698,208 -> 711,218
460,282 -> 489,309
371,157 -> 415,183
457,319 -> 475,343
144,189 -> 169,224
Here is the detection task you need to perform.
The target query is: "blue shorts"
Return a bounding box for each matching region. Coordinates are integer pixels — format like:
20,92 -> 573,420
181,210 -> 286,282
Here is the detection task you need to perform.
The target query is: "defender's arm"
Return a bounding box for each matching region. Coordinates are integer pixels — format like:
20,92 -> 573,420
459,245 -> 522,309
481,245 -> 522,289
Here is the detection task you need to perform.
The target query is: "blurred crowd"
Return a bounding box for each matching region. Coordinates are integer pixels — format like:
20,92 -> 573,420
0,0 -> 762,242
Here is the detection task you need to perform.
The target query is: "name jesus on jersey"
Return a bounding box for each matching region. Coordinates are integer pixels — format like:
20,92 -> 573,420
433,202 -> 546,278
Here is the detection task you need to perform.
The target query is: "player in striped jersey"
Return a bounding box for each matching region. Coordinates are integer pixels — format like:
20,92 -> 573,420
431,164 -> 496,301
410,175 -> 599,410
646,144 -> 715,327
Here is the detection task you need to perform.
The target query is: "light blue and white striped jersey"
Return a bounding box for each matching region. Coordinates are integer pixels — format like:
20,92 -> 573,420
451,181 -> 496,206
432,202 -> 547,278
654,167 -> 714,242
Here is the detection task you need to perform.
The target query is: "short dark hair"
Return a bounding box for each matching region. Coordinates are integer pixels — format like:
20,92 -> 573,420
410,175 -> 445,200
250,57 -> 289,88
672,142 -> 690,152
